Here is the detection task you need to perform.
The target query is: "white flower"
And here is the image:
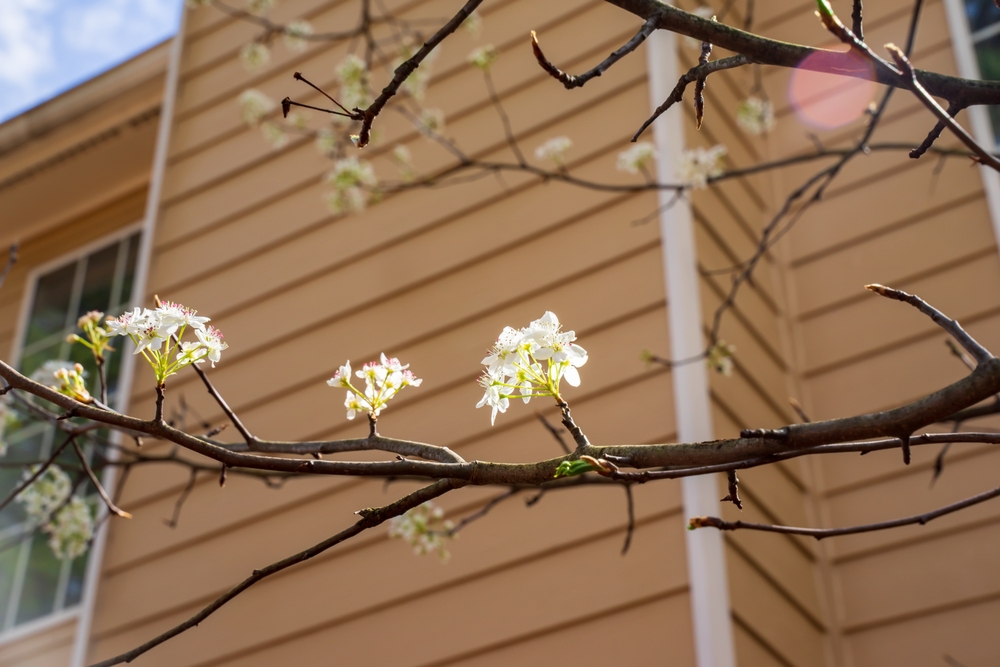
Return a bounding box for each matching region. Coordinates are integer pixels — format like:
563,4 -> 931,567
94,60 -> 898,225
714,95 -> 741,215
388,501 -> 454,561
337,54 -> 370,111
534,136 -> 572,167
467,45 -> 498,71
157,301 -> 211,332
195,326 -> 228,367
706,340 -> 736,377
261,122 -> 289,148
239,89 -> 275,126
616,142 -> 657,175
240,42 -> 271,71
315,127 -> 338,155
419,108 -> 445,134
476,312 -> 587,424
283,20 -> 312,52
325,156 -> 377,213
678,144 -> 726,189
46,497 -> 93,561
737,96 -> 776,136
328,354 -> 421,420
246,0 -> 276,14
463,10 -> 482,35
17,465 -> 71,524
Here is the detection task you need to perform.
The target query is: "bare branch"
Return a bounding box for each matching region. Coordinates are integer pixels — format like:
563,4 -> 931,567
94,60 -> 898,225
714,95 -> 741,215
90,478 -> 464,667
530,17 -> 658,89
689,482 -> 1000,539
71,438 -> 131,519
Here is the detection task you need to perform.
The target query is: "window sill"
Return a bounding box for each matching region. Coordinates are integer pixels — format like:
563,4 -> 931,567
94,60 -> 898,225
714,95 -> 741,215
0,606 -> 80,648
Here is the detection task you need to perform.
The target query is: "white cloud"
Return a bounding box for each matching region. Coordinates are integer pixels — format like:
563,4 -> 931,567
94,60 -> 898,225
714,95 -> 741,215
62,0 -> 178,56
0,0 -> 56,87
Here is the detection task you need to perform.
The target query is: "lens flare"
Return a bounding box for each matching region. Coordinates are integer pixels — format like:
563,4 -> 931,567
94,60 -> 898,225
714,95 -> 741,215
788,49 -> 876,130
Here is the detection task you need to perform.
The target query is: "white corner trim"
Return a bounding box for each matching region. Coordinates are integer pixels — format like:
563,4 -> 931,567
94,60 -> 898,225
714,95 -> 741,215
942,0 -> 1000,250
68,6 -> 188,667
645,27 -> 737,667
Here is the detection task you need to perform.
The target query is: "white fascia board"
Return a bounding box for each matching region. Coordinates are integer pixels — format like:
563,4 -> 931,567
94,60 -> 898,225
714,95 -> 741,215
645,27 -> 737,667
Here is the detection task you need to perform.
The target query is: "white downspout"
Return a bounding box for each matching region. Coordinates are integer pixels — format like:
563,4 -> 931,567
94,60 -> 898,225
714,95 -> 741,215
645,27 -> 738,667
69,6 -> 187,666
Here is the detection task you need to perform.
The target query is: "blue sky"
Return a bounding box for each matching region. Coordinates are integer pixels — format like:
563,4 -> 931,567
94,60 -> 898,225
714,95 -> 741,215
0,0 -> 183,123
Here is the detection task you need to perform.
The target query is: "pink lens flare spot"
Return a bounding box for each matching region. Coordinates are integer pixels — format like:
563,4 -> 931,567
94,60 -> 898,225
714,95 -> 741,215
789,48 -> 877,130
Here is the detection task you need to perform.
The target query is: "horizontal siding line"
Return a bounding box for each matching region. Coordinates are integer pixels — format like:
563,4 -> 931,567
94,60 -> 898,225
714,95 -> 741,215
801,279 -> 1000,379
730,611 -> 799,667
98,508 -> 684,658
155,84 -> 649,293
694,177 -> 775,266
693,202 -> 778,300
136,215 -> 661,408
791,190 -> 985,272
700,267 -> 786,369
170,0 -> 603,163
413,587 -> 690,667
756,0 -> 812,32
177,0 -> 442,123
841,587 -> 1000,636
797,240 -> 994,324
832,508 -> 1000,567
727,538 -> 827,632
821,439 -> 999,499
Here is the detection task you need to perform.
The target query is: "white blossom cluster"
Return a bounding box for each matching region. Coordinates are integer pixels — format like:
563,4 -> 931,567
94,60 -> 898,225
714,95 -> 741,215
477,312 -> 588,425
51,363 -> 92,403
616,142 -> 657,175
706,340 -> 736,377
283,20 -> 313,53
18,465 -> 95,560
737,96 -> 776,136
46,497 -> 94,561
337,54 -> 370,113
467,45 -> 498,71
239,89 -> 275,126
106,302 -> 227,386
324,156 -> 378,213
327,354 -> 422,420
463,10 -> 482,35
678,144 -> 727,189
534,136 -> 573,167
388,501 -> 454,561
18,465 -> 71,522
419,108 -> 445,135
240,41 -> 271,71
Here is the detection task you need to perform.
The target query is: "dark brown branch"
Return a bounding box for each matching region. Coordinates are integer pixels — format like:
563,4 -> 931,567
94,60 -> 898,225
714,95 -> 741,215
355,0 -> 484,147
621,484 -> 635,554
690,482 -> 1000,539
190,362 -> 255,445
866,284 -> 993,365
634,55 -> 749,140
0,434 -> 74,514
164,469 -> 199,528
721,469 -> 742,509
530,16 -> 658,89
885,43 -> 1000,172
693,34 -> 713,129
71,438 -> 131,519
90,478 -> 463,667
852,0 -> 864,41
445,487 -> 520,536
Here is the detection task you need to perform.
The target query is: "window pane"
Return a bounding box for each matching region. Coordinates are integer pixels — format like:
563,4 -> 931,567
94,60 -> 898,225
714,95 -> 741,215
63,552 -> 88,608
967,0 -> 1000,34
24,264 -> 75,347
116,234 -> 141,312
0,544 -> 20,628
19,341 -> 63,385
77,244 -> 118,318
14,532 -> 61,625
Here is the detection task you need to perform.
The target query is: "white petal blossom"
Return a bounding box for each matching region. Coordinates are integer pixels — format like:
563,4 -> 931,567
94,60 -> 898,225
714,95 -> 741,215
476,312 -> 587,424
246,0 -> 276,14
17,465 -> 71,524
337,54 -> 370,112
325,156 -> 378,213
239,89 -> 275,126
46,497 -> 94,561
467,45 -> 498,71
388,501 -> 454,561
678,144 -> 726,189
534,136 -> 572,167
240,42 -> 271,71
616,142 -> 657,175
707,340 -> 736,377
327,355 -> 421,420
283,20 -> 313,52
736,96 -> 776,136
419,108 -> 445,135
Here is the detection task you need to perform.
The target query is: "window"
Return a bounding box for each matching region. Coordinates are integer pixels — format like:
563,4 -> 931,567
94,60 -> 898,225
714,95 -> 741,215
0,230 -> 140,632
963,0 -> 1000,144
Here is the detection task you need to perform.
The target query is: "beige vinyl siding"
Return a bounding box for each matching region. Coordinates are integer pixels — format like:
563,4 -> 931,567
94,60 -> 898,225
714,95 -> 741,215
761,0 -> 1000,665
0,615 -> 76,667
87,1 -> 699,665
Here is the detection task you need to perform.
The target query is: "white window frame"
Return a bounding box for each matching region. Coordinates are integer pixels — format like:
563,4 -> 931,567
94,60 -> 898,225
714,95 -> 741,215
943,0 -> 1000,248
0,222 -> 142,648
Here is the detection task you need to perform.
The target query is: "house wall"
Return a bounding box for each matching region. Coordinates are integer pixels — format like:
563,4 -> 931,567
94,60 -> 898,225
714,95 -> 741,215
86,1 -> 704,665
759,0 -> 1000,665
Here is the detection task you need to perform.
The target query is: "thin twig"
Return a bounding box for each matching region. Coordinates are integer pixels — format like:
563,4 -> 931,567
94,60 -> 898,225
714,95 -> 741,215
0,435 -> 73,514
90,479 -> 463,667
71,438 -> 131,518
530,17 -> 658,90
164,470 -> 199,528
536,413 -> 571,454
621,484 -> 635,554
